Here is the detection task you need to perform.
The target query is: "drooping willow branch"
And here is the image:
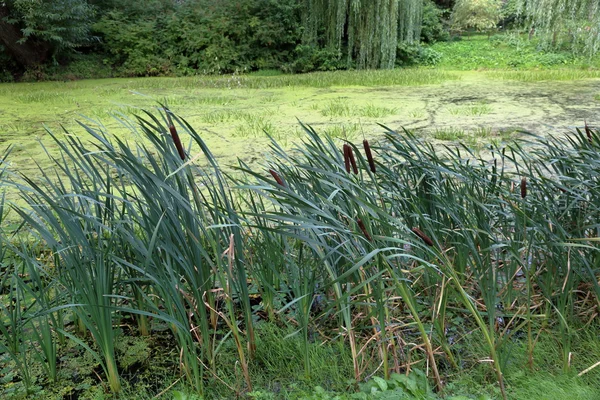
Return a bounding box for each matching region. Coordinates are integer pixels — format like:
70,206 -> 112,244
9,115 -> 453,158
519,0 -> 600,56
301,0 -> 423,69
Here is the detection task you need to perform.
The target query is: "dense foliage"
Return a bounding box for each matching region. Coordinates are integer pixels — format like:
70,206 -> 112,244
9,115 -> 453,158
451,0 -> 501,32
0,0 -> 599,80
0,0 -> 429,78
94,0 -> 302,76
302,0 -> 422,69
0,0 -> 95,67
420,0 -> 450,43
519,0 -> 600,55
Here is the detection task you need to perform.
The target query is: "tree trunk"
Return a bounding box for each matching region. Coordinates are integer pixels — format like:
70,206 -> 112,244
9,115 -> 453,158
0,4 -> 49,68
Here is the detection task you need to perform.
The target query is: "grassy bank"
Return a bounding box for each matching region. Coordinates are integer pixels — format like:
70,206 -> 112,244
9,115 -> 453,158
431,34 -> 600,71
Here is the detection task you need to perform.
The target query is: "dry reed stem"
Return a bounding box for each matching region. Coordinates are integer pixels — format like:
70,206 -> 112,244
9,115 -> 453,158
579,360 -> 600,376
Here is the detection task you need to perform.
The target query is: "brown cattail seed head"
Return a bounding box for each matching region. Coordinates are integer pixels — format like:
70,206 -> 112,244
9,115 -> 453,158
357,219 -> 372,242
169,125 -> 186,160
269,169 -> 285,187
520,177 -> 527,199
412,227 -> 434,247
347,145 -> 358,174
363,139 -> 376,173
585,121 -> 593,144
343,144 -> 351,173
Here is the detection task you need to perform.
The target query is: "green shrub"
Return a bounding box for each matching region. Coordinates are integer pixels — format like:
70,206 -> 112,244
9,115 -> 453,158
396,43 -> 442,66
0,46 -> 17,82
282,45 -> 345,73
498,0 -> 523,29
93,10 -> 174,76
5,0 -> 95,63
44,54 -> 114,80
421,0 -> 450,43
94,0 -> 302,76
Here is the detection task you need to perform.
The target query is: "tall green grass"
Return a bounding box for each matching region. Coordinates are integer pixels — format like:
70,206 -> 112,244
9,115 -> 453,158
123,69 -> 458,90
1,111 -> 599,399
487,70 -> 600,82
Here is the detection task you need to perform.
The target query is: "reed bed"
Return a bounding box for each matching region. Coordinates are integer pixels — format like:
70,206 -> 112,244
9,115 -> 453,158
0,111 -> 598,398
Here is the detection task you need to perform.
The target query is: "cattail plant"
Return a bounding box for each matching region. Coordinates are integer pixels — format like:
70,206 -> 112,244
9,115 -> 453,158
412,227 -> 434,247
347,145 -> 358,174
164,107 -> 186,160
585,121 -> 592,144
357,218 -> 372,242
14,144 -> 124,394
343,144 -> 351,173
269,169 -> 285,187
363,139 -> 376,173
169,124 -> 186,160
8,106 -> 600,400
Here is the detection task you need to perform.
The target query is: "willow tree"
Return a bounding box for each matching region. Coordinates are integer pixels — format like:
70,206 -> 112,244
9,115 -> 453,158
302,0 -> 423,69
520,0 -> 600,55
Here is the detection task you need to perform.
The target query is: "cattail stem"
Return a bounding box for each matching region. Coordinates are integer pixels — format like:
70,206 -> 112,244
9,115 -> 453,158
169,125 -> 186,160
412,227 -> 434,247
269,169 -> 285,187
357,219 -> 372,242
363,139 -> 376,173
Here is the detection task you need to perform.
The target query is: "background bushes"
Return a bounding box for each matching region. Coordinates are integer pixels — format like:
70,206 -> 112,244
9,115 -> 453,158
93,0 -> 302,76
0,46 -> 17,82
421,0 -> 449,43
1,0 -> 454,80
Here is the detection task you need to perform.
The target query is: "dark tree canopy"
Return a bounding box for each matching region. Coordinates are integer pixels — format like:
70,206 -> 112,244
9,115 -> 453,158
3,0 -> 598,79
0,0 -> 427,73
0,0 -> 95,68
